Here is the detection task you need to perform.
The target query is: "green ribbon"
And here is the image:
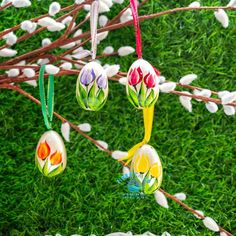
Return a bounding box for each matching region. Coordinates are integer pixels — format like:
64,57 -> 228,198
39,65 -> 54,130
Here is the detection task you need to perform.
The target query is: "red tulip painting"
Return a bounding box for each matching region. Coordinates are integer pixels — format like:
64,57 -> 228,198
35,130 -> 67,177
126,59 -> 159,109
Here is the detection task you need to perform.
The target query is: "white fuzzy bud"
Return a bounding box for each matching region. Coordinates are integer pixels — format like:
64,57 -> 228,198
103,46 -> 114,55
194,210 -> 204,219
214,9 -> 229,28
160,82 -> 176,93
0,48 -> 17,57
49,2 -> 61,16
60,62 -> 72,70
45,64 -> 60,75
188,1 -> 200,8
223,105 -> 235,116
72,50 -> 91,59
122,166 -> 130,175
112,0 -> 124,4
98,1 -> 110,13
24,79 -> 37,87
23,68 -> 35,78
7,68 -> 20,77
154,190 -> 169,208
60,42 -> 76,49
205,102 -> 218,113
221,91 -> 236,104
96,140 -> 108,151
78,123 -> 91,132
120,8 -> 132,23
75,0 -> 84,4
105,64 -> 120,77
61,122 -> 70,142
97,31 -> 109,42
42,38 -> 51,47
4,32 -> 17,45
101,0 -> 113,8
174,192 -> 186,201
38,17 -> 57,27
161,232 -> 171,236
12,0 -> 31,8
47,22 -> 65,32
20,20 -> 36,33
227,0 -> 236,7
203,217 -> 219,232
37,58 -> 49,65
118,46 -> 135,56
119,77 -> 127,86
179,74 -> 197,85
111,150 -> 128,160
99,15 -> 108,27
179,92 -> 192,112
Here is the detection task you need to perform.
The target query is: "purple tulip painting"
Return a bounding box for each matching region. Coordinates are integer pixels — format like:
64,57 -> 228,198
76,61 -> 108,111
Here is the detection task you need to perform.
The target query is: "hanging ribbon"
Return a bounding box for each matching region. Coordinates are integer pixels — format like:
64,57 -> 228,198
90,0 -> 99,60
39,65 -> 54,130
119,105 -> 155,164
130,0 -> 142,59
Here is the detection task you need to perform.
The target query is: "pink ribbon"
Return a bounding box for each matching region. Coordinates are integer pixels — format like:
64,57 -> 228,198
130,0 -> 142,59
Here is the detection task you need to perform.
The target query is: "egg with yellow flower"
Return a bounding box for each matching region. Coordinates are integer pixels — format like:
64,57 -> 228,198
131,144 -> 162,194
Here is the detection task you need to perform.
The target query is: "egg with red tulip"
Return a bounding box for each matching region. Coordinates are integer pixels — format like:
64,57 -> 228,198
126,59 -> 159,109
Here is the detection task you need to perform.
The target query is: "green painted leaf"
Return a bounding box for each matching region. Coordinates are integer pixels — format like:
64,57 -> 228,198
144,179 -> 160,194
139,82 -> 146,107
47,164 -> 63,177
96,89 -> 105,103
127,86 -> 139,108
42,158 -> 50,176
145,90 -> 155,107
36,157 -> 43,174
76,83 -> 88,109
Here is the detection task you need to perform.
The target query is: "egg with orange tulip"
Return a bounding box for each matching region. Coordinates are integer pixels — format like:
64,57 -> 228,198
126,59 -> 160,109
131,144 -> 162,194
35,130 -> 67,177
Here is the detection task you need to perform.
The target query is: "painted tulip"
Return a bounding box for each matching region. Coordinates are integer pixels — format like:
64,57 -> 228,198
37,141 -> 50,160
126,59 -> 159,109
80,68 -> 96,86
96,73 -> 107,89
131,144 -> 162,194
128,67 -> 143,86
35,130 -> 67,177
76,61 -> 108,111
144,73 -> 156,88
50,151 -> 62,165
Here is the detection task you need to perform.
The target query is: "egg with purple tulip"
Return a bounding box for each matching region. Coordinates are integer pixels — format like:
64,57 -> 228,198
126,59 -> 160,109
76,61 -> 108,111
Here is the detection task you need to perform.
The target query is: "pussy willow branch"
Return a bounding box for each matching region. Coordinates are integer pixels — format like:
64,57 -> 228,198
0,83 -> 232,236
1,4 -> 236,66
61,6 -> 236,46
0,3 -> 78,39
0,2 -> 12,11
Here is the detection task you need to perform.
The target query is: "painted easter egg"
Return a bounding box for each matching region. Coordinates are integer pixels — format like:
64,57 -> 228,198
126,59 -> 159,109
35,130 -> 67,177
76,61 -> 108,111
130,144 -> 162,194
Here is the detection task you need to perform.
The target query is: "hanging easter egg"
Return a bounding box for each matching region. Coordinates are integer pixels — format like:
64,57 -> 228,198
126,59 -> 159,109
76,61 -> 108,111
35,130 -> 67,177
130,144 -> 162,194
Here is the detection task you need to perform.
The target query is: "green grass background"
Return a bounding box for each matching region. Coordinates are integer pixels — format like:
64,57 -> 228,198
0,0 -> 236,235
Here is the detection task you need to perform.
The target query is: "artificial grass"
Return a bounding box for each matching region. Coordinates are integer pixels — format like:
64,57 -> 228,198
0,0 -> 236,235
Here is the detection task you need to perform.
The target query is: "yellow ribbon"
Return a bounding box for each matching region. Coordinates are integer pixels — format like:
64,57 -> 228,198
119,105 -> 154,163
